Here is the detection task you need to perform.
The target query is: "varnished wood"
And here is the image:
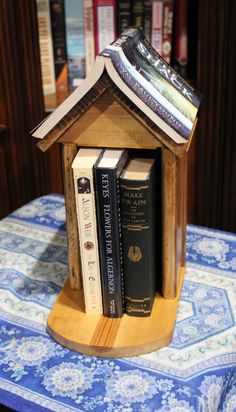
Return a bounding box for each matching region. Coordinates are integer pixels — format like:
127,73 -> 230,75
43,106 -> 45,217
47,267 -> 185,357
44,91 -> 71,112
36,73 -> 187,159
179,154 -> 188,266
190,0 -> 236,232
162,149 -> 178,298
37,75 -> 108,152
62,144 -> 82,290
101,81 -> 187,159
0,0 -> 50,216
47,144 -> 64,194
59,91 -> 162,149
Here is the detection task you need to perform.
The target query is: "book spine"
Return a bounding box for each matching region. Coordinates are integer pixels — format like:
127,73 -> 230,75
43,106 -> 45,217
84,0 -> 95,75
95,167 -> 124,317
106,49 -> 191,140
151,0 -> 163,56
143,0 -> 152,43
120,175 -> 157,316
172,0 -> 188,78
117,0 -> 131,36
93,0 -> 117,55
36,0 -> 56,95
131,0 -> 144,27
73,165 -> 103,313
162,0 -> 174,63
64,0 -> 86,89
120,27 -> 201,107
50,0 -> 68,92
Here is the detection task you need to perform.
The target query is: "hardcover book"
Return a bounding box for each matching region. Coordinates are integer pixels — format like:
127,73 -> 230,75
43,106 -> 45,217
131,0 -> 144,27
143,0 -> 152,42
72,148 -> 104,313
32,27 -> 202,145
117,0 -> 131,36
36,0 -> 56,95
120,156 -> 158,316
50,0 -> 68,92
94,149 -> 129,317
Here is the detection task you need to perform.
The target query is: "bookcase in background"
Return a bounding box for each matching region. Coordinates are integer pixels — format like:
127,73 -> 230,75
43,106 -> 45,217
39,0 -> 179,111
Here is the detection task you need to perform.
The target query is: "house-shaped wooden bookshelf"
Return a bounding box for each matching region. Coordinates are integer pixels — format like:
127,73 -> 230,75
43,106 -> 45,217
32,29 -> 200,357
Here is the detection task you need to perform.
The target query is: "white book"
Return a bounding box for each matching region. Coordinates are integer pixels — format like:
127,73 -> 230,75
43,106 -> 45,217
72,148 -> 103,313
36,0 -> 56,95
97,5 -> 115,53
83,0 -> 95,76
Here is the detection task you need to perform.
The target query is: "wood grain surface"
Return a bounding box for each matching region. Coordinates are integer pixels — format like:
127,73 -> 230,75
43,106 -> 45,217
47,267 -> 185,357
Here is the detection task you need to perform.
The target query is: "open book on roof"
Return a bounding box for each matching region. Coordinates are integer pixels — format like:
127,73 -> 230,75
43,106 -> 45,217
32,27 -> 202,145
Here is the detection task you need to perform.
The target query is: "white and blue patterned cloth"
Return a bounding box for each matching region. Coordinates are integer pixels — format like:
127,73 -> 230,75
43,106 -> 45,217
0,194 -> 235,411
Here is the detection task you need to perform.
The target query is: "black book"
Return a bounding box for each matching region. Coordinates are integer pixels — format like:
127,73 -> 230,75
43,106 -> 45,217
131,0 -> 144,27
50,0 -> 68,92
120,156 -> 158,316
143,0 -> 152,42
117,0 -> 131,36
94,149 -> 129,317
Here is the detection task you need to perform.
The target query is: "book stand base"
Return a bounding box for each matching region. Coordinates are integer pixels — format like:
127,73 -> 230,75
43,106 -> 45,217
47,267 -> 184,357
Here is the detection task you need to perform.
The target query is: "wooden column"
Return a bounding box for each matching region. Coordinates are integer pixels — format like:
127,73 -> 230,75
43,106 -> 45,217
162,148 -> 178,299
62,144 -> 82,290
178,153 -> 188,267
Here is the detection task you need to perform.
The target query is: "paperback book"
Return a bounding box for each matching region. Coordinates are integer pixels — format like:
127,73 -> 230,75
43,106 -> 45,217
50,0 -> 68,92
94,149 -> 129,317
32,27 -> 202,146
72,148 -> 104,313
100,27 -> 202,143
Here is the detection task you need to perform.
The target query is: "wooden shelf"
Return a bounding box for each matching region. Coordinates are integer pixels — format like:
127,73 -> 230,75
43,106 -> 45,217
38,76 -> 189,358
47,267 -> 184,358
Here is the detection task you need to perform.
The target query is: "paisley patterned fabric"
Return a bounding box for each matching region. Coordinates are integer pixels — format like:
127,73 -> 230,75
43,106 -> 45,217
0,194 -> 235,411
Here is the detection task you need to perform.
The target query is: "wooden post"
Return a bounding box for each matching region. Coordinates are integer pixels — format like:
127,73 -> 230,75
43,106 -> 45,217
178,153 -> 188,266
62,143 -> 82,290
162,148 -> 178,299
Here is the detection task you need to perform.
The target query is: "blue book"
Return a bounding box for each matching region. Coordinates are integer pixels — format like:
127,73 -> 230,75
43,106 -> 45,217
64,0 -> 86,89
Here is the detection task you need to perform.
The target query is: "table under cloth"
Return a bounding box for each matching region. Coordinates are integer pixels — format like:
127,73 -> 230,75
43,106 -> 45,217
0,194 -> 235,411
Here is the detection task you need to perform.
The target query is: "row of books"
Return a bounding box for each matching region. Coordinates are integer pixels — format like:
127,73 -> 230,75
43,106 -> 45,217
72,147 -> 160,317
36,0 -> 189,96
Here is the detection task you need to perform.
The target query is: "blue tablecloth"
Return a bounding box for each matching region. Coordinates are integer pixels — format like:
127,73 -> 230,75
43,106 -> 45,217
0,194 -> 235,411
